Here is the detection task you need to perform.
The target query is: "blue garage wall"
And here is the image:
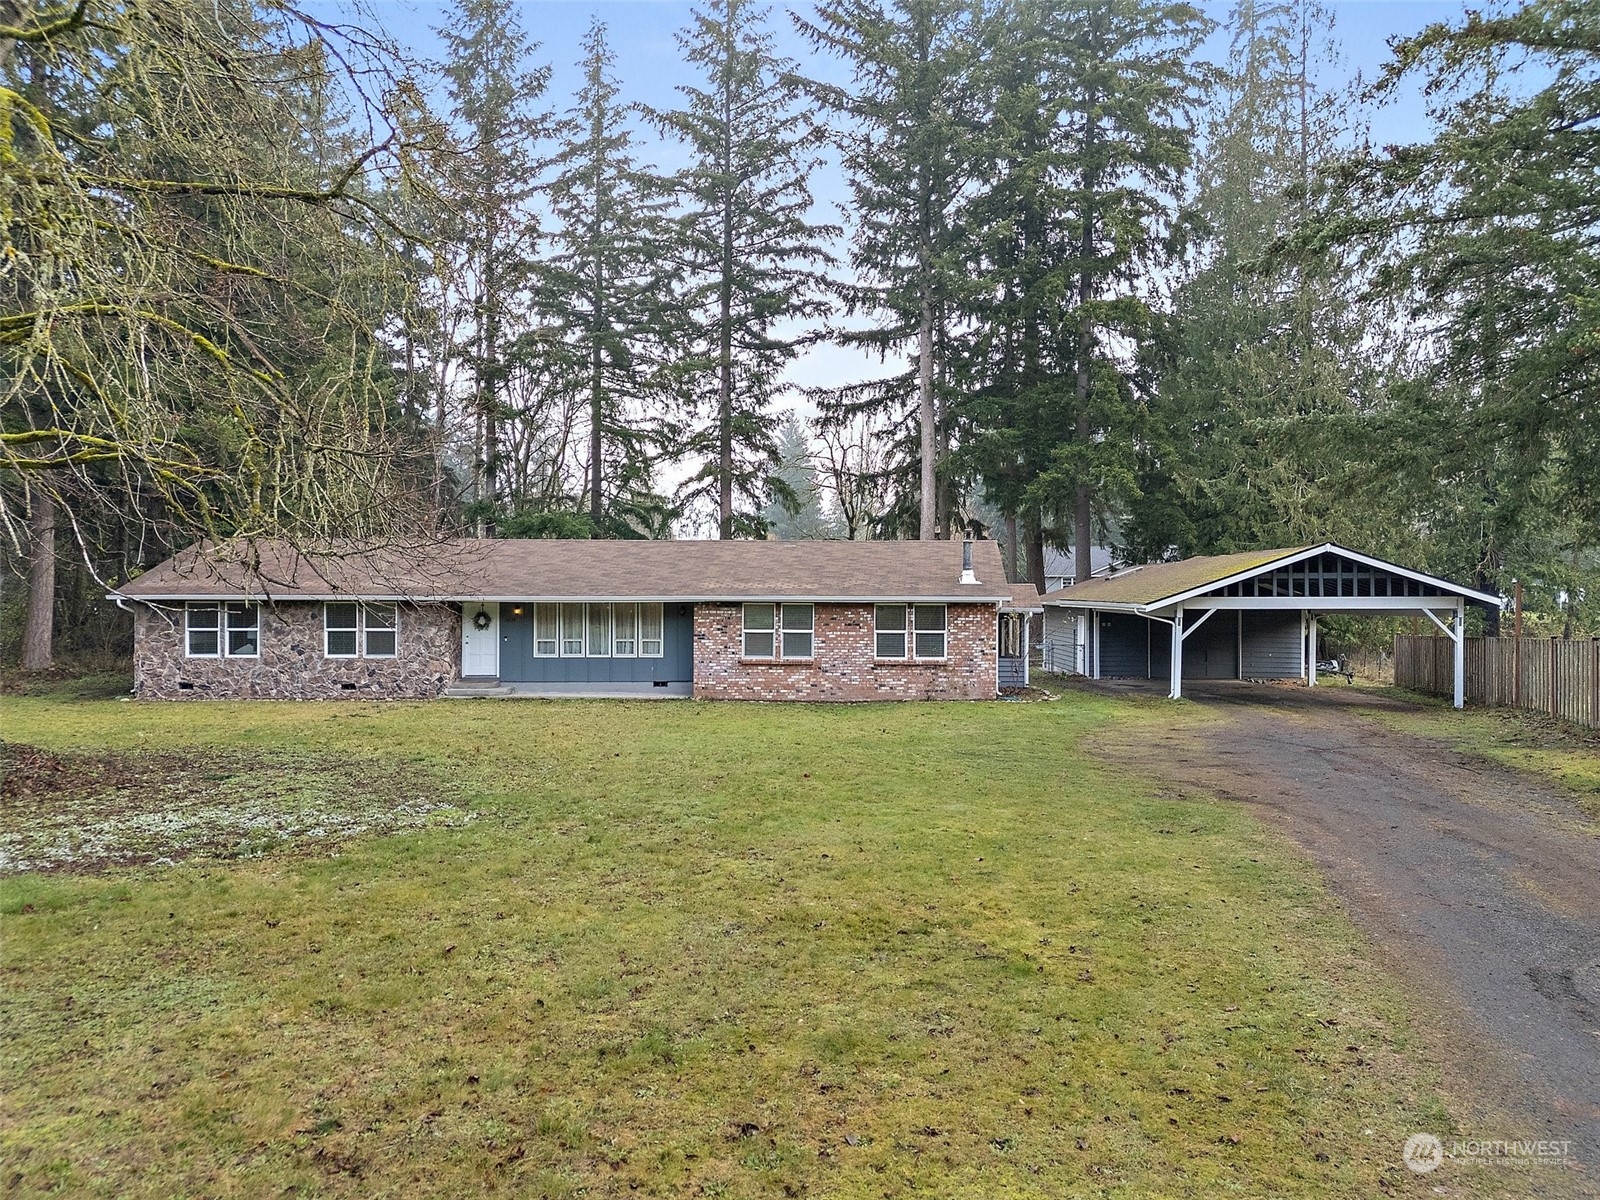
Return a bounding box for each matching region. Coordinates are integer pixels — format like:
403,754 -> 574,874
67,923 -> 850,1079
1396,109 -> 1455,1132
498,604 -> 695,684
1097,612 -> 1154,677
1240,610 -> 1302,679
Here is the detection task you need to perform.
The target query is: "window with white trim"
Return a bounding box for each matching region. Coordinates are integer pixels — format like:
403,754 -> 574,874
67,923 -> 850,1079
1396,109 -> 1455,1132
324,602 -> 397,658
780,604 -> 814,659
874,603 -> 906,659
225,602 -> 260,657
743,603 -> 775,657
874,604 -> 947,660
913,604 -> 947,659
613,602 -> 637,657
534,604 -> 559,657
586,603 -> 612,657
364,603 -> 397,658
638,604 -> 663,657
560,603 -> 585,656
186,603 -> 221,657
325,602 -> 359,657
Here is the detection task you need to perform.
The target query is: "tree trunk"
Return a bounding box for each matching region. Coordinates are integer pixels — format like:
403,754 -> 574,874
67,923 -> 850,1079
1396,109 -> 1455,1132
719,202 -> 735,539
918,284 -> 936,541
590,244 -> 605,531
22,490 -> 55,671
1005,512 -> 1019,583
1025,509 -> 1046,596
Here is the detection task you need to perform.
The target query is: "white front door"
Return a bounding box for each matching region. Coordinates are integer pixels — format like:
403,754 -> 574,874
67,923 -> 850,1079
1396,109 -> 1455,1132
461,602 -> 499,677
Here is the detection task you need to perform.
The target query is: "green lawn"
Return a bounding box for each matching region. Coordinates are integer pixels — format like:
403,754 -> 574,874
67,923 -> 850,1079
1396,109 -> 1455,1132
2,691 -> 1470,1197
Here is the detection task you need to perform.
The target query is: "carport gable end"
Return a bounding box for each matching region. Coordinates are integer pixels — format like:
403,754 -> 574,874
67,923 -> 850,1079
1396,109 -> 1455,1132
1041,544 -> 1500,707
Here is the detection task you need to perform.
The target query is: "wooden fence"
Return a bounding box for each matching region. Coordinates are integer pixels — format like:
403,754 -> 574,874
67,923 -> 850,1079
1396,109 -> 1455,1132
1394,634 -> 1600,729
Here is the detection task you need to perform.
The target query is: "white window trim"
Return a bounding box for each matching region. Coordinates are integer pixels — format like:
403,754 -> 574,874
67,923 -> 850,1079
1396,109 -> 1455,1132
185,602 -> 221,659
612,602 -> 637,658
324,602 -> 360,659
873,603 -> 908,661
779,603 -> 815,662
638,603 -> 665,659
223,602 -> 261,659
323,601 -> 398,660
559,603 -> 586,657
363,603 -> 398,659
913,604 -> 948,661
533,603 -> 560,658
742,602 -> 778,659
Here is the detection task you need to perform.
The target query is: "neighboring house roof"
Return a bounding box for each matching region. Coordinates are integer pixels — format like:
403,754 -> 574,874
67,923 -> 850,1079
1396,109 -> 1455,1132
1042,543 -> 1501,612
114,538 -> 1013,604
1043,544 -> 1118,582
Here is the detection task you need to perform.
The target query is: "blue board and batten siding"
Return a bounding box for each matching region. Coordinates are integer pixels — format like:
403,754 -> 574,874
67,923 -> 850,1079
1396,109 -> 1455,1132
1240,611 -> 1301,679
498,605 -> 694,685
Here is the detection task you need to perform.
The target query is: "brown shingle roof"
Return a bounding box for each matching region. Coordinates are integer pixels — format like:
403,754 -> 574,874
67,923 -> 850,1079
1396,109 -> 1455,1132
114,538 -> 1013,604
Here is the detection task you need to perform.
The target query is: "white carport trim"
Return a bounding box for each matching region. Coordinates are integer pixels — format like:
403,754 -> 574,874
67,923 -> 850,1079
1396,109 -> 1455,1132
1153,542 -> 1500,610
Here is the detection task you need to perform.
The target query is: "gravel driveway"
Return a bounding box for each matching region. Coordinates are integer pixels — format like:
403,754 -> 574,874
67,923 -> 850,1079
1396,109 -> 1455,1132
1087,681 -> 1600,1196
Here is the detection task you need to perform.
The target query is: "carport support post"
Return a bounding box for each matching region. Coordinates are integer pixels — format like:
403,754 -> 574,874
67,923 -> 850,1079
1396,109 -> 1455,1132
1453,601 -> 1465,709
1307,613 -> 1318,688
1169,610 -> 1184,700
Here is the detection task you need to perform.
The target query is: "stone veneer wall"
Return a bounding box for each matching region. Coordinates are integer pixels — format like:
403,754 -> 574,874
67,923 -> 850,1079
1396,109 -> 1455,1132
692,601 -> 999,701
132,601 -> 459,700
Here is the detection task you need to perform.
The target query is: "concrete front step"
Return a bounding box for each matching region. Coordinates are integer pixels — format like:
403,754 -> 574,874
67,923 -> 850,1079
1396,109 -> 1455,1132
444,683 -> 514,698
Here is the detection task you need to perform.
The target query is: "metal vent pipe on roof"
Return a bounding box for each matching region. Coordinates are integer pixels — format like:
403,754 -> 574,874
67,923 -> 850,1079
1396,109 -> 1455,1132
960,540 -> 980,585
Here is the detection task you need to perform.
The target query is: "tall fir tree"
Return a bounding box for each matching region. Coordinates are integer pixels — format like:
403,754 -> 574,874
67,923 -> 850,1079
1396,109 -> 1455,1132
1291,0 -> 1600,624
542,19 -> 678,536
433,0 -> 552,530
959,0 -> 1211,584
796,0 -> 981,540
1124,0 -> 1381,561
652,0 -> 837,538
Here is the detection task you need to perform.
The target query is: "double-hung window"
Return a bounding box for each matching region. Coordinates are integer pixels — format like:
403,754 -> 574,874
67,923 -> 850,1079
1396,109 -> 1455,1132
743,603 -> 775,657
186,603 -> 221,657
741,602 -> 815,660
560,604 -> 585,656
874,603 -> 947,661
586,603 -> 612,657
534,604 -> 560,657
637,604 -> 663,657
874,604 -> 907,659
364,603 -> 397,658
188,602 -> 259,657
780,604 -> 813,659
612,603 -> 637,657
225,603 -> 260,657
324,603 -> 359,657
323,602 -> 397,659
913,604 -> 947,659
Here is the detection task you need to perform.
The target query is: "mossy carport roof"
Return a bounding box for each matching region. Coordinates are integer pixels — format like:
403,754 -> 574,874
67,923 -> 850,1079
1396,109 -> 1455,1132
1041,546 -> 1314,610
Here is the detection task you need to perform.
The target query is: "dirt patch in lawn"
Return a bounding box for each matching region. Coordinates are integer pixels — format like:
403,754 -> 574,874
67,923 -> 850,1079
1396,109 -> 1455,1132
0,743 -> 473,873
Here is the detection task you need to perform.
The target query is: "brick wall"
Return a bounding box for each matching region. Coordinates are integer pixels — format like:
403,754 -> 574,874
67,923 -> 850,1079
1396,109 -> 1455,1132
692,602 -> 999,701
132,601 -> 459,700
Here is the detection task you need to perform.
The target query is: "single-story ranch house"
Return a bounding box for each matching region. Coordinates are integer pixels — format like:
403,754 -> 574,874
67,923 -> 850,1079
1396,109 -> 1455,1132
112,537 -> 1044,702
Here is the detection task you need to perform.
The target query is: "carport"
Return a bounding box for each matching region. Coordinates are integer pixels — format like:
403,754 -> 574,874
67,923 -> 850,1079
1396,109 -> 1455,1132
1040,544 -> 1501,707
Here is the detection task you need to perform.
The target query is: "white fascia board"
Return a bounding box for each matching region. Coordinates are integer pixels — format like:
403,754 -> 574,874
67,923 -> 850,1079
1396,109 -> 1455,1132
1154,543 -> 1501,610
1164,596 -> 1472,613
1041,598 -> 1149,614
